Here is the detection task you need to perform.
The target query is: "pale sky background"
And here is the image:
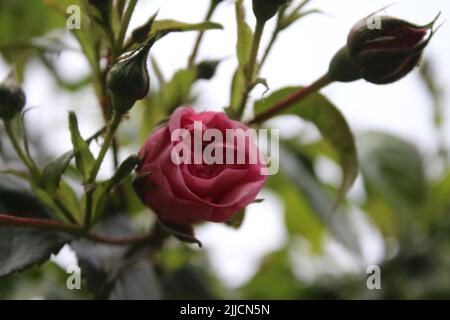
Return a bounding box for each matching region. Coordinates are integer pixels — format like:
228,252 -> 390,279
1,0 -> 449,288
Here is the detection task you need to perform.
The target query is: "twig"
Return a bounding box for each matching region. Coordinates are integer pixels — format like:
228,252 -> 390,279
248,74 -> 332,125
0,213 -> 155,246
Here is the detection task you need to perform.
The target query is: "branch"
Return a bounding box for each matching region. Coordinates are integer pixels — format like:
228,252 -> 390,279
0,214 -> 156,246
248,74 -> 332,125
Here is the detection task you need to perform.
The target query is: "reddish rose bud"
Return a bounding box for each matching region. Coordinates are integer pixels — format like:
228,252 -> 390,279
134,107 -> 267,224
328,14 -> 439,84
0,73 -> 26,120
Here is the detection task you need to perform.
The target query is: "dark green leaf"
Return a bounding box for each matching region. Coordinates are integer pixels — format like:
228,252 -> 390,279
68,112 -> 95,181
0,226 -> 72,277
255,87 -> 358,208
106,155 -> 139,190
42,151 -> 74,193
358,132 -> 426,214
72,214 -> 161,300
109,260 -> 162,300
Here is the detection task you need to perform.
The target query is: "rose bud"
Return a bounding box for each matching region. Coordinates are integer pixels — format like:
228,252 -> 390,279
134,107 -> 268,224
0,73 -> 26,120
252,0 -> 291,23
196,60 -> 220,80
106,40 -> 152,115
328,14 -> 439,84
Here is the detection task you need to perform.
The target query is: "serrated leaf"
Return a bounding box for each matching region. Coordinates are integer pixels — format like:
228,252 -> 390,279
68,112 -> 95,182
0,224 -> 72,277
254,87 -> 358,209
72,214 -> 162,300
42,151 -> 74,193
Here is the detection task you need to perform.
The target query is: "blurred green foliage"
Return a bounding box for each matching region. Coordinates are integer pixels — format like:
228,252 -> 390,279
0,0 -> 449,300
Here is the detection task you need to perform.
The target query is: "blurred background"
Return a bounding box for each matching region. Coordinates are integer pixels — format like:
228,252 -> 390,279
0,0 -> 449,299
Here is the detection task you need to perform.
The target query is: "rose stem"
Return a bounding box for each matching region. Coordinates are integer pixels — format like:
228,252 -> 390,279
248,74 -> 333,125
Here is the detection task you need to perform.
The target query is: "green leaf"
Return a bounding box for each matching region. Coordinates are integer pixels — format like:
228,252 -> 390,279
268,172 -> 325,253
235,0 -> 253,68
358,132 -> 426,215
163,265 -> 217,299
427,170 -> 450,221
42,151 -> 74,193
56,181 -> 82,223
159,220 -> 202,248
109,260 -> 162,300
0,226 -> 72,277
161,68 -> 197,113
225,209 -> 246,229
89,155 -> 139,222
106,155 -> 140,190
32,188 -> 69,222
0,0 -> 67,77
254,87 -> 358,208
0,177 -> 51,219
68,112 -> 95,181
45,0 -> 100,74
72,215 -> 162,300
228,67 -> 246,113
279,9 -> 321,30
140,68 -> 197,142
242,249 -> 300,299
150,19 -> 222,37
274,147 -> 360,254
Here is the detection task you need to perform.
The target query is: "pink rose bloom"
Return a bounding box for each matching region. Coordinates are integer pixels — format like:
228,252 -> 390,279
135,107 -> 267,224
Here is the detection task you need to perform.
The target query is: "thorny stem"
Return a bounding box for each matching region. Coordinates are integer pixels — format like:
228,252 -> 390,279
187,0 -> 218,68
248,74 -> 333,125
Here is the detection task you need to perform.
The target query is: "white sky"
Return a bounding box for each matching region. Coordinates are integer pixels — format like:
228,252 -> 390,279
1,0 -> 449,288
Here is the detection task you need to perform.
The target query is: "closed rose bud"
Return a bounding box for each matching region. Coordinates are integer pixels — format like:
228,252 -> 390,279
0,73 -> 26,120
106,41 -> 152,115
252,0 -> 291,23
134,107 -> 267,224
328,14 -> 439,84
196,60 -> 220,80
